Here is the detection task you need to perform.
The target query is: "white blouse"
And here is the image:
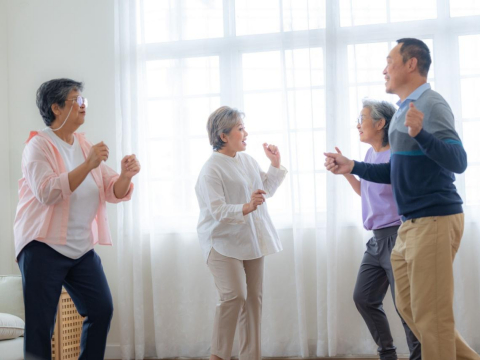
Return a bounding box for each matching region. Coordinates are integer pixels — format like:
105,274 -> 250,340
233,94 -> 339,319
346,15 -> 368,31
195,151 -> 287,262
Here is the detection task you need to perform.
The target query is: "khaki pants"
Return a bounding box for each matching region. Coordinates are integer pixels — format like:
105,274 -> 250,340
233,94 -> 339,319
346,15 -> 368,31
391,214 -> 480,360
207,248 -> 264,360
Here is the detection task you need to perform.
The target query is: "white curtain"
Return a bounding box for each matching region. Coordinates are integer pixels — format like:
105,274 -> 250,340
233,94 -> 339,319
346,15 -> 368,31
114,0 -> 480,359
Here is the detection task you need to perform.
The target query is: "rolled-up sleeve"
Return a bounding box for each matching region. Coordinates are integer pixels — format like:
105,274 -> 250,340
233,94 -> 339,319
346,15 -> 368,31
100,162 -> 134,203
23,140 -> 72,206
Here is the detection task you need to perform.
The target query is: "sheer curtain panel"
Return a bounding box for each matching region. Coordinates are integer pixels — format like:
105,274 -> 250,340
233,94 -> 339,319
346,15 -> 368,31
114,0 -> 480,358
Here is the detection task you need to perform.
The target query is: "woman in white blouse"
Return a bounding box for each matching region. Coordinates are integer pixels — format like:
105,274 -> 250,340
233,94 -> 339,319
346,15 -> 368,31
195,106 -> 287,360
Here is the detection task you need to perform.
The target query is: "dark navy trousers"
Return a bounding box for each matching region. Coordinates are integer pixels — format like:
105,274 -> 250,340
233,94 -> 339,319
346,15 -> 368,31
353,226 -> 421,360
18,241 -> 113,360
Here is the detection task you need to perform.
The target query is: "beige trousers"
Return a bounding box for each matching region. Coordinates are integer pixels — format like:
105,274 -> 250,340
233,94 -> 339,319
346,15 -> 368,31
207,248 -> 264,360
391,214 -> 480,360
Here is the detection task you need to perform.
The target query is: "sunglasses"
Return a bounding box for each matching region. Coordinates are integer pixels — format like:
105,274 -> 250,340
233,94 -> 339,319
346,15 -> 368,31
66,96 -> 88,108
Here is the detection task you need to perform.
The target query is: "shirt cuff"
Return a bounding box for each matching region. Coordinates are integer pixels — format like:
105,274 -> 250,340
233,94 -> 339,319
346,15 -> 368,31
59,172 -> 72,198
351,161 -> 365,176
413,128 -> 431,146
268,164 -> 288,180
233,204 -> 247,224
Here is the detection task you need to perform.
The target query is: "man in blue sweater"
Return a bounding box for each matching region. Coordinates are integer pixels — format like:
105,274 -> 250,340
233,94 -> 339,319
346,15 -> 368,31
324,38 -> 479,360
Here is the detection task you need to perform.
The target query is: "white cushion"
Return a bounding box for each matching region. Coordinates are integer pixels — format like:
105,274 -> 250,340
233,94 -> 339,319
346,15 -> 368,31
0,276 -> 24,321
0,336 -> 24,360
0,313 -> 24,340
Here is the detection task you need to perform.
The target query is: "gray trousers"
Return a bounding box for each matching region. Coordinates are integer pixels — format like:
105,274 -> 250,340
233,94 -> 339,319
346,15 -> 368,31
353,226 -> 421,360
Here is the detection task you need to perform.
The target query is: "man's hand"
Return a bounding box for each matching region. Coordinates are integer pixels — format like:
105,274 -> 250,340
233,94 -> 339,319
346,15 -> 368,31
324,147 -> 355,175
405,102 -> 424,137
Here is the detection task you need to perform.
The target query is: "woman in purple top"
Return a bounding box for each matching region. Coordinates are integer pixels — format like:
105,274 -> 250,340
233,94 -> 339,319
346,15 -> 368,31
339,99 -> 421,360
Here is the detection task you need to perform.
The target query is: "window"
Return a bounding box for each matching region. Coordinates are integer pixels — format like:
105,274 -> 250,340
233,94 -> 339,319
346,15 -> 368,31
459,34 -> 480,205
137,0 -> 480,232
340,0 -> 436,27
450,0 -> 480,18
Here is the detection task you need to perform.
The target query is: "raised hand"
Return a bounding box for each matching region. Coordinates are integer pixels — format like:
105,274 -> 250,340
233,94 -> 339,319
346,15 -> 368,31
324,148 -> 355,175
86,142 -> 109,170
405,102 -> 424,137
120,154 -> 141,179
263,143 -> 281,168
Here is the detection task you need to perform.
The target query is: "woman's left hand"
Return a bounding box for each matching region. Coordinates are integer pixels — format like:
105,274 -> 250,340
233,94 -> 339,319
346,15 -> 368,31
263,143 -> 281,168
120,154 -> 141,179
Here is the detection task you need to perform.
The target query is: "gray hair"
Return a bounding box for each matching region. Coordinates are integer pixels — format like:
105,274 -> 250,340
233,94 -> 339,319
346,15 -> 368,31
207,106 -> 244,151
362,98 -> 396,147
36,78 -> 84,126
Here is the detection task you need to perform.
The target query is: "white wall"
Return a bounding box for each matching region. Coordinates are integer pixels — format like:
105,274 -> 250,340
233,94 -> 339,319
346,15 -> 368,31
0,0 -> 13,275
5,0 -> 122,353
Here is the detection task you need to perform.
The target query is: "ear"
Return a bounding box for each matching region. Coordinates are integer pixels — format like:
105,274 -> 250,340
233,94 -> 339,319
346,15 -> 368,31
407,57 -> 418,73
376,118 -> 386,131
220,133 -> 228,143
51,103 -> 61,116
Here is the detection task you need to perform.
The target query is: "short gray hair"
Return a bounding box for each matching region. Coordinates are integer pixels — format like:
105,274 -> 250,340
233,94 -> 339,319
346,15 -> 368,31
36,78 -> 84,126
207,106 -> 244,151
362,98 -> 396,147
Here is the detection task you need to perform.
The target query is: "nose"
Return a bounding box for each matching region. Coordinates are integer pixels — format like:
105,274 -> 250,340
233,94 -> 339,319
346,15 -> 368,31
382,66 -> 387,75
245,130 -> 248,137
356,122 -> 361,130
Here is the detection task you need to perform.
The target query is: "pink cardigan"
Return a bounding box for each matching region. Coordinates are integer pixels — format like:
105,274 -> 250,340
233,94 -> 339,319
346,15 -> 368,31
14,131 -> 133,258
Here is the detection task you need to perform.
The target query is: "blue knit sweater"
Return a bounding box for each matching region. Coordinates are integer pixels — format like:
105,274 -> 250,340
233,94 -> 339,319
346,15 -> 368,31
351,84 -> 467,220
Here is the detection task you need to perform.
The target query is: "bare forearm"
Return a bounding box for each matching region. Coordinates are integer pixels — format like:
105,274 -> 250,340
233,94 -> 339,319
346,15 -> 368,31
113,174 -> 132,199
68,162 -> 92,192
343,174 -> 361,196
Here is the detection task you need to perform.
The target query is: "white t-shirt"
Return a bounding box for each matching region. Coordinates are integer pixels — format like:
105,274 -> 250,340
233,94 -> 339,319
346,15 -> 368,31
43,128 -> 100,259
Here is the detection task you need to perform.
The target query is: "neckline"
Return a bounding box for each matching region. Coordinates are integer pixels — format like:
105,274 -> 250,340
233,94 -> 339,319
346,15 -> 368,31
370,147 -> 390,154
44,128 -> 76,149
213,151 -> 238,160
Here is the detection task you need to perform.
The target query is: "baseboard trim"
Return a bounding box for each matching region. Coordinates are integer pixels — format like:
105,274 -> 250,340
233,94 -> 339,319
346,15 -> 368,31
105,345 -> 408,359
105,344 -> 122,359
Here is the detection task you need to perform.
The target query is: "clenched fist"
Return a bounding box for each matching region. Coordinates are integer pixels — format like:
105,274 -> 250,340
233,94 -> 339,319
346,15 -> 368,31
120,154 -> 141,179
86,142 -> 109,170
247,189 -> 266,213
405,102 -> 423,137
324,147 -> 355,175
263,143 -> 281,168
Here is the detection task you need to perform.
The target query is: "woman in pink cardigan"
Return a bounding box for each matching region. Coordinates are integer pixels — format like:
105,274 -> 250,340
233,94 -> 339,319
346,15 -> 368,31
14,78 -> 140,360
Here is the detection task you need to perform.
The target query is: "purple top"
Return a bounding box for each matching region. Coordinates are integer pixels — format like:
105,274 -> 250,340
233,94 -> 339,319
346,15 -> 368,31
360,148 -> 401,230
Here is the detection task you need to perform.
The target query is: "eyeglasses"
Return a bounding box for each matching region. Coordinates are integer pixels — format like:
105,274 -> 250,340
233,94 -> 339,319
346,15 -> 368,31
66,96 -> 88,108
357,115 -> 370,125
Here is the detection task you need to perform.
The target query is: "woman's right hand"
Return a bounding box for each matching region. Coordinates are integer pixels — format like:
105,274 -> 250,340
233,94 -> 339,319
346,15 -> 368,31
243,189 -> 266,215
86,142 -> 109,170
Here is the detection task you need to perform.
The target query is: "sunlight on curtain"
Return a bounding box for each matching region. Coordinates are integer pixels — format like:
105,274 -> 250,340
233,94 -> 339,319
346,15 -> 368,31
114,0 -> 480,359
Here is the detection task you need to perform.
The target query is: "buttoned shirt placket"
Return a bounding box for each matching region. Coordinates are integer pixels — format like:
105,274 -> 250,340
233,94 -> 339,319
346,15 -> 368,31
233,156 -> 268,254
